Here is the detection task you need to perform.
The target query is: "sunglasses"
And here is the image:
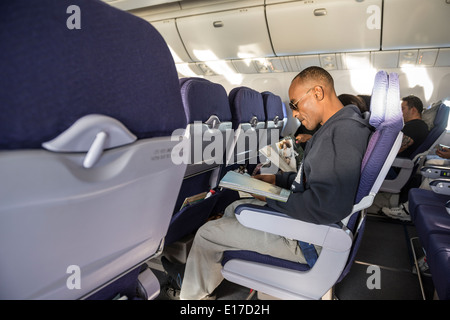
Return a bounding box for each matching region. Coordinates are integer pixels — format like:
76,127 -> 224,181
289,86 -> 322,111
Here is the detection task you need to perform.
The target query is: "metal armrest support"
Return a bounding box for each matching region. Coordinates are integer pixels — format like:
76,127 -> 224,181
391,157 -> 415,169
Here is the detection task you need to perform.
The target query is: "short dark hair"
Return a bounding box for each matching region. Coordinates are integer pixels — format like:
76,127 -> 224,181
402,95 -> 423,114
293,66 -> 334,88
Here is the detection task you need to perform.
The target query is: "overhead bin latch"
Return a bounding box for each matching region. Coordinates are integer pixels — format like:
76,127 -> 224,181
213,21 -> 224,28
314,8 -> 327,16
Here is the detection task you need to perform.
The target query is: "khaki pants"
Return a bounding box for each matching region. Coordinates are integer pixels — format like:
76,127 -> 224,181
179,198 -> 308,300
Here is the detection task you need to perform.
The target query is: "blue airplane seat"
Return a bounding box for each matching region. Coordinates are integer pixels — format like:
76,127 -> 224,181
227,86 -> 266,169
426,233 -> 450,300
164,77 -> 233,246
261,91 -> 285,147
408,186 -> 450,300
408,188 -> 450,222
221,71 -> 404,299
0,0 -> 187,299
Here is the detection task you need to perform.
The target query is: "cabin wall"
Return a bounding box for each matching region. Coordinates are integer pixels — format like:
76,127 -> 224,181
201,66 -> 450,136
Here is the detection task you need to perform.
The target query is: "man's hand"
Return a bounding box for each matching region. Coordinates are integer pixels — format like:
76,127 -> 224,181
252,174 -> 276,185
295,133 -> 312,144
436,146 -> 450,159
250,194 -> 266,202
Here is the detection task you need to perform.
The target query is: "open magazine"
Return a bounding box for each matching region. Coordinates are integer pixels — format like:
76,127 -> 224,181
219,171 -> 291,202
259,137 -> 297,172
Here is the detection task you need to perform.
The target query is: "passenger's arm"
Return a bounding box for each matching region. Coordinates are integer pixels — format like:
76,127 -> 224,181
398,134 -> 414,154
266,124 -> 368,225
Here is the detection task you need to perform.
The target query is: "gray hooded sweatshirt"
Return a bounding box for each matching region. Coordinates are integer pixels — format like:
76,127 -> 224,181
266,105 -> 372,225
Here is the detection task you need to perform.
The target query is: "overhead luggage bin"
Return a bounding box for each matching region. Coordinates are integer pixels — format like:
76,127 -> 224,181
435,48 -> 450,67
176,6 -> 274,61
382,0 -> 450,50
266,0 -> 382,55
151,19 -> 193,63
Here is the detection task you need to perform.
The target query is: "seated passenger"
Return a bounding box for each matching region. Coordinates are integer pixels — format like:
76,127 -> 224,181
338,93 -> 369,113
293,93 -> 367,152
398,95 -> 429,158
178,66 -> 372,300
383,95 -> 429,181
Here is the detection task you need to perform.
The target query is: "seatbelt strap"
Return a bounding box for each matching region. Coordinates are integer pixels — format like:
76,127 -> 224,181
298,240 -> 318,268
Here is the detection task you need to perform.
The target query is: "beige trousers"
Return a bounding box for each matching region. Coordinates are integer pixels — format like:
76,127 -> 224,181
179,198 -> 308,300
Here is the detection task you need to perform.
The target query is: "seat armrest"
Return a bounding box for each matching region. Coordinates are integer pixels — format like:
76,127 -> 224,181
391,157 -> 415,169
429,179 -> 450,196
235,204 -> 352,252
421,165 -> 450,179
379,157 -> 414,193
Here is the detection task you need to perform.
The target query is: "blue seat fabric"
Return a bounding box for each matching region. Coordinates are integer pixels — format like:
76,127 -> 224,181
408,188 -> 450,300
0,0 -> 186,150
164,78 -> 232,245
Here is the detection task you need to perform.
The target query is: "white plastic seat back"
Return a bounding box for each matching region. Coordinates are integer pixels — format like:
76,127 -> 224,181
0,0 -> 188,299
0,115 -> 187,299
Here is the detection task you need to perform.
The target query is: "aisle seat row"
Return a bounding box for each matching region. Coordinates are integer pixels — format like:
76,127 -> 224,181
408,167 -> 450,300
165,77 -> 286,249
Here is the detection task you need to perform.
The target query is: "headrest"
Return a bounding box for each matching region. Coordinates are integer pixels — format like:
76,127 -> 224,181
369,71 -> 403,131
359,71 -> 403,199
179,77 -> 209,87
261,91 -> 284,121
179,78 -> 232,124
384,72 -> 404,131
434,103 -> 450,128
0,0 -> 186,150
229,87 -> 266,129
369,71 -> 388,128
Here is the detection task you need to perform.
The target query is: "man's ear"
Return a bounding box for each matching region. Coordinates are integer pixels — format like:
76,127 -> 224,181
413,107 -> 421,116
313,85 -> 324,101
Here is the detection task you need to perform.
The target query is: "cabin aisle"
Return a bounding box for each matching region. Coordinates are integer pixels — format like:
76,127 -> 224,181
335,214 -> 435,300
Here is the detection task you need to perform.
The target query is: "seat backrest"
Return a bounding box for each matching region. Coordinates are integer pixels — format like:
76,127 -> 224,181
409,103 -> 450,160
0,0 -> 187,299
338,71 -> 404,282
164,78 -> 232,245
260,91 -> 286,150
178,77 -> 233,177
227,86 -> 266,166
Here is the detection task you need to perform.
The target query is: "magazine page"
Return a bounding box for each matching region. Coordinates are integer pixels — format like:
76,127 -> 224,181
260,137 -> 297,173
276,137 -> 297,172
219,171 -> 291,202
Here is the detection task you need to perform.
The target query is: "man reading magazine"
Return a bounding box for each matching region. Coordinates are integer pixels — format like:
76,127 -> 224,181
178,66 -> 372,300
